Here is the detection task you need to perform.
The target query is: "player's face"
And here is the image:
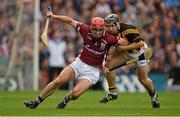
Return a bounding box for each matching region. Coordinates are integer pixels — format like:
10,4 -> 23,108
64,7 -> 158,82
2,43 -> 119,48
105,23 -> 118,35
90,26 -> 104,39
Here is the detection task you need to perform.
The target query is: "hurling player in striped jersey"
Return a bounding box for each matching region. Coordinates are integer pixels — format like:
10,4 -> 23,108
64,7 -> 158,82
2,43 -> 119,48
99,14 -> 160,108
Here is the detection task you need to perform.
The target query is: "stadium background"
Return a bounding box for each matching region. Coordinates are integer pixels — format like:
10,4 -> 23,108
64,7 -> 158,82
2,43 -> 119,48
0,0 -> 180,116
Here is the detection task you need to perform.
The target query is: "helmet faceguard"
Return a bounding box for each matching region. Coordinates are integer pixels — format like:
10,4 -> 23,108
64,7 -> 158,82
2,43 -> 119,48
90,17 -> 105,39
104,14 -> 120,35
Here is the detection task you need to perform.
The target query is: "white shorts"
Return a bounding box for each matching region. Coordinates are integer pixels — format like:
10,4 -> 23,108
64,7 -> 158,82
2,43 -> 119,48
69,57 -> 100,85
125,42 -> 149,67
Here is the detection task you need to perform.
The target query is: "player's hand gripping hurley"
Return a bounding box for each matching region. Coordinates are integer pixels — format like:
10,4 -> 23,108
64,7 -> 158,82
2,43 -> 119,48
40,5 -> 52,47
110,47 -> 153,71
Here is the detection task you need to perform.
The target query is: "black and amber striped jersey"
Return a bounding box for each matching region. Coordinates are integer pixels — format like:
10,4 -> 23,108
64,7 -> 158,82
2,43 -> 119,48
118,23 -> 143,43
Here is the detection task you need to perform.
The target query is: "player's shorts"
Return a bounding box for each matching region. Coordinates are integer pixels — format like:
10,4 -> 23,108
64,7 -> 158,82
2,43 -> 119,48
125,42 -> 149,67
69,57 -> 100,85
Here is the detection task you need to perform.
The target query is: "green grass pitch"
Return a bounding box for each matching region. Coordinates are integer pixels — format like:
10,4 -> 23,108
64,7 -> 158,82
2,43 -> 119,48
0,90 -> 180,116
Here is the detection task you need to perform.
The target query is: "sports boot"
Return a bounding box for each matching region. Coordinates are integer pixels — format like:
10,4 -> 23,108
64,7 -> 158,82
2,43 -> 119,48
99,93 -> 118,103
56,96 -> 69,109
151,93 -> 160,108
24,100 -> 38,109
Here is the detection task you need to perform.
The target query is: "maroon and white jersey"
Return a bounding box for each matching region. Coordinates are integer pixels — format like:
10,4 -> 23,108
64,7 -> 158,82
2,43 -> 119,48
76,23 -> 118,68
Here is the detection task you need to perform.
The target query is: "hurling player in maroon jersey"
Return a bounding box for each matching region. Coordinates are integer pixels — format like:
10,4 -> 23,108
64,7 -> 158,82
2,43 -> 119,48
24,11 -> 119,109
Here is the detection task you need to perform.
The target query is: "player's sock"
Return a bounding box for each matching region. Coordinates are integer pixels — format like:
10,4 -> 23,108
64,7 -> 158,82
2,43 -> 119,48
149,90 -> 155,97
109,87 -> 117,95
64,95 -> 70,104
109,91 -> 117,95
56,94 -> 71,109
109,87 -> 116,91
34,96 -> 44,105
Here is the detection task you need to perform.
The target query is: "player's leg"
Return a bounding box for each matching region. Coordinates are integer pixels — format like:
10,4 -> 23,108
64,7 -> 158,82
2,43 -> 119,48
57,57 -> 100,108
24,66 -> 75,109
136,64 -> 160,108
57,78 -> 91,109
100,52 -> 128,103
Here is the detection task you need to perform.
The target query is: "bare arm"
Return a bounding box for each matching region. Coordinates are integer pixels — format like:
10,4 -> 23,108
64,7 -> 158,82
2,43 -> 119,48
116,40 -> 144,52
47,11 -> 78,28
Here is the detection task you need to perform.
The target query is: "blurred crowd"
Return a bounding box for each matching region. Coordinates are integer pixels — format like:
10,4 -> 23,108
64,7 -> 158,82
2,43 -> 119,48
0,0 -> 180,89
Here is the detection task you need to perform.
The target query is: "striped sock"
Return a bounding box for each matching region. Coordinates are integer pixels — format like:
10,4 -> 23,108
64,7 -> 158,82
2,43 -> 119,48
109,87 -> 117,95
149,90 -> 156,97
35,96 -> 43,104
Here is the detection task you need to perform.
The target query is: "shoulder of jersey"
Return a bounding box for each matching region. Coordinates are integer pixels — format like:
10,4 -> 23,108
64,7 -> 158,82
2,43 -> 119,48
78,23 -> 90,32
104,32 -> 117,43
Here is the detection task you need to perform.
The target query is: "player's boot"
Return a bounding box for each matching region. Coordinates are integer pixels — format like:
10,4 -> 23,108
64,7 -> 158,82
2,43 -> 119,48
151,92 -> 160,108
24,100 -> 38,109
99,93 -> 118,103
56,96 -> 68,109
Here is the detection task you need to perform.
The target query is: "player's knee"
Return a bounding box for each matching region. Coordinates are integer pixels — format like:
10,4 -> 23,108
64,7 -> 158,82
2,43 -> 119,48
102,68 -> 111,76
103,71 -> 109,77
102,65 -> 111,76
104,71 -> 116,80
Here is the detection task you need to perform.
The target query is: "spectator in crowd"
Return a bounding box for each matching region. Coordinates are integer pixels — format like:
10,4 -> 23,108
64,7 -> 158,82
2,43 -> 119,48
47,29 -> 67,83
39,43 -> 48,90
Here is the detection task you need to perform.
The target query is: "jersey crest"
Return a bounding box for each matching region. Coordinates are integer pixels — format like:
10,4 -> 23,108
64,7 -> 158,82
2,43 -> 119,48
100,42 -> 106,50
